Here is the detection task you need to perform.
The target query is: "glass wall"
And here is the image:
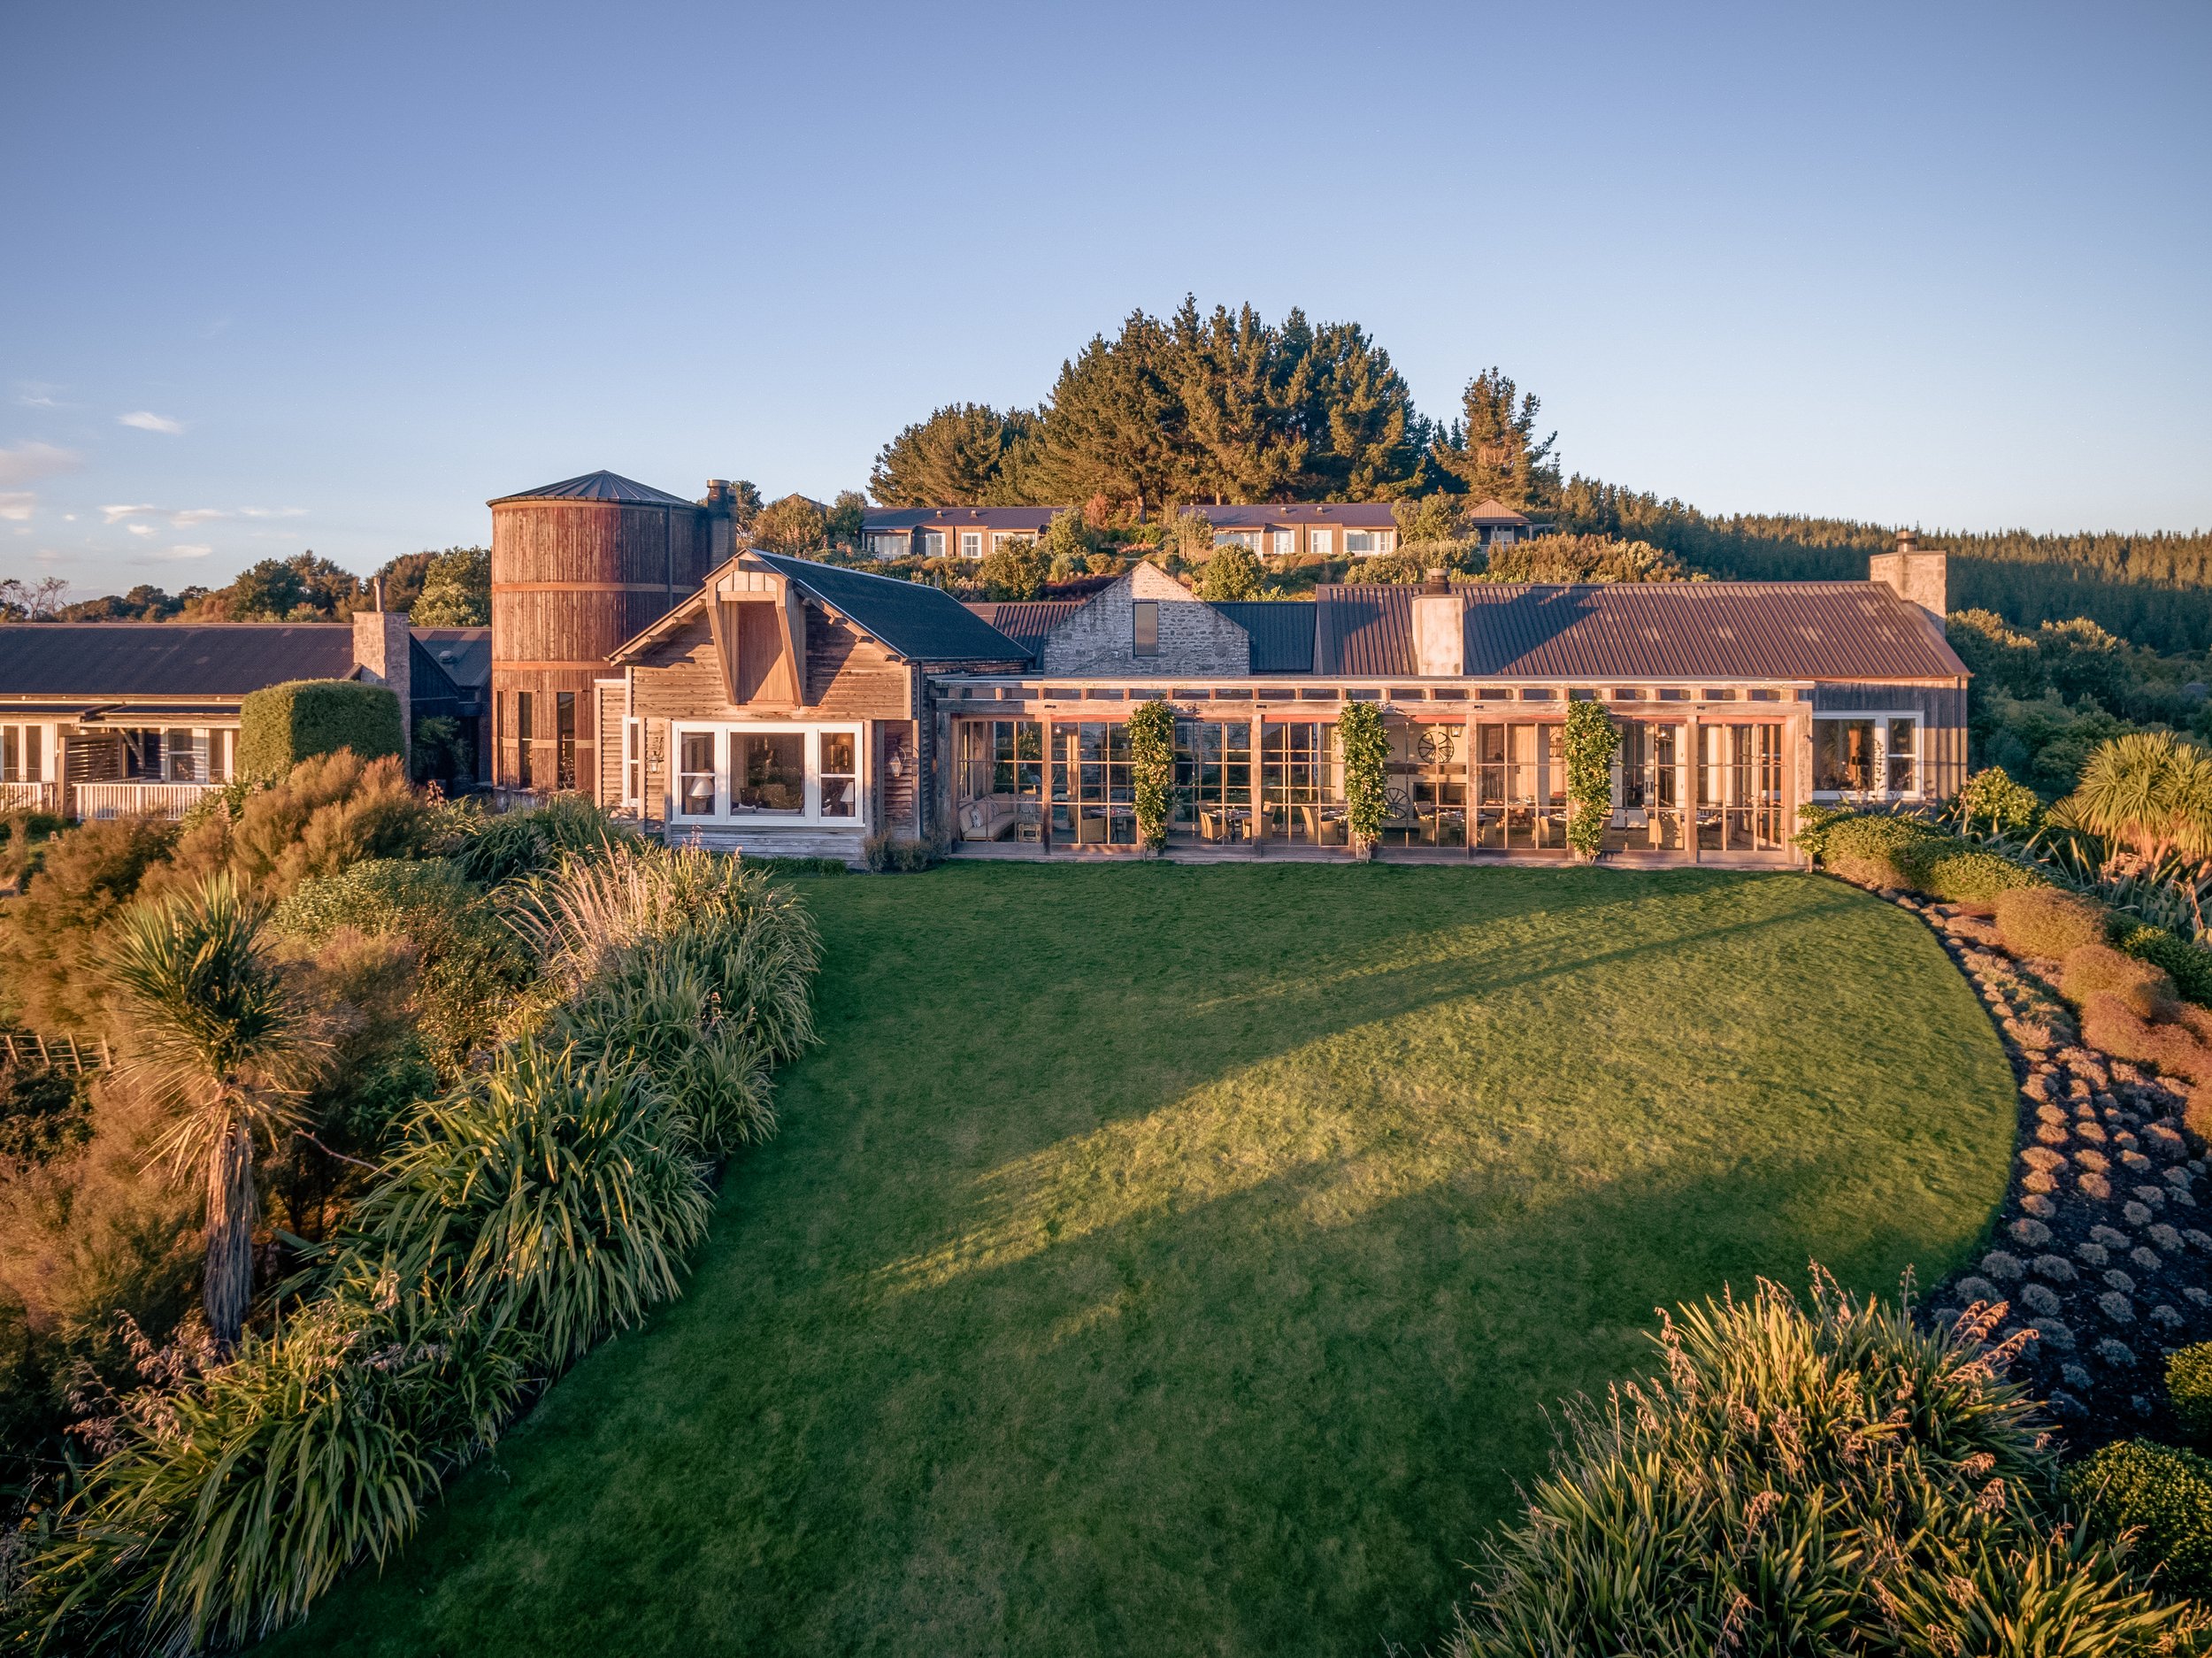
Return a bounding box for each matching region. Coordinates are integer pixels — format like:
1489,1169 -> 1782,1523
1260,722 -> 1343,843
1172,719 -> 1252,841
1812,714 -> 1919,801
668,723 -> 863,825
954,718 -> 1044,841
1052,721 -> 1135,845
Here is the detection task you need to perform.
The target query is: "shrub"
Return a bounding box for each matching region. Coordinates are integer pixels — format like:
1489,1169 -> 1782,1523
0,1061 -> 91,1172
0,815 -> 179,1030
1337,702 -> 1388,853
237,679 -> 403,781
158,751 -> 434,902
2170,1343 -> 2212,1450
1916,845 -> 2050,905
349,1043 -> 711,1365
1560,701 -> 1619,860
2079,994 -> 2212,1086
2069,1439 -> 2212,1600
2062,942 -> 2179,1020
445,794 -> 633,887
1817,811 -> 1940,889
1445,1275 -> 2191,1656
861,831 -> 946,872
2118,923 -> 2212,1008
19,1282 -> 525,1655
1994,886 -> 2110,959
1127,698 -> 1176,853
1952,764 -> 2044,837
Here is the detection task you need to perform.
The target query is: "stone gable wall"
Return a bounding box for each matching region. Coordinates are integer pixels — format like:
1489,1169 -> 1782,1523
1040,564 -> 1250,677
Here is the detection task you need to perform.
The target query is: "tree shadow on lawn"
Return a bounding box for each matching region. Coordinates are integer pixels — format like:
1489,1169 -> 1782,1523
272,866 -> 2014,1658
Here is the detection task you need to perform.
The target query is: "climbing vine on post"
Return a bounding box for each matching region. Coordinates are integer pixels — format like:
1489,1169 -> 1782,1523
1338,701 -> 1389,858
1562,699 -> 1620,861
1127,697 -> 1177,854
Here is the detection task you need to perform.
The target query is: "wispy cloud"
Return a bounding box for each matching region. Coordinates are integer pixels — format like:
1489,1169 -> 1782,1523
15,382 -> 62,409
101,503 -> 160,524
163,543 -> 214,559
237,506 -> 306,519
170,508 -> 227,524
101,503 -> 301,528
118,411 -> 185,434
127,523 -> 153,535
0,441 -> 83,487
0,494 -> 33,523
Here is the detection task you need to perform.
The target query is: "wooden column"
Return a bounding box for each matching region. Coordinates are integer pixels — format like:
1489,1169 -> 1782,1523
1463,708 -> 1477,860
1250,708 -> 1266,855
1041,718 -> 1054,854
1682,716 -> 1699,864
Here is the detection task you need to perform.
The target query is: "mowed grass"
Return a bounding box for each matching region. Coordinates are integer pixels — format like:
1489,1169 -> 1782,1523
268,863 -> 2016,1658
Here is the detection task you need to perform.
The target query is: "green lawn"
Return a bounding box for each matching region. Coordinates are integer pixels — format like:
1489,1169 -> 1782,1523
268,864 -> 2016,1658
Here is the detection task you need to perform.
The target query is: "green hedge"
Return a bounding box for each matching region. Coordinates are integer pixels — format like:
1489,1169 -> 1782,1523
2067,1439 -> 2212,1597
1814,813 -> 2050,903
2118,923 -> 2212,1008
2170,1343 -> 2212,1450
238,679 -> 403,781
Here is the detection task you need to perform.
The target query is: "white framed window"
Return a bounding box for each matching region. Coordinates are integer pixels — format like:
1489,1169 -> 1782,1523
1346,530 -> 1376,556
921,530 -> 946,558
1309,528 -> 1333,556
164,728 -> 209,783
867,532 -> 908,559
960,531 -> 983,559
1491,527 -> 1516,547
1214,530 -> 1261,551
1812,714 -> 1920,799
667,722 -> 867,826
0,723 -> 44,783
991,532 -> 1037,555
1271,530 -> 1294,557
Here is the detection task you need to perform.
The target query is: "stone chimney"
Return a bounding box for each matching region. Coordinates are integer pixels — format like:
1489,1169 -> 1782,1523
1412,581 -> 1463,677
353,598 -> 412,748
705,479 -> 736,564
1869,530 -> 1947,626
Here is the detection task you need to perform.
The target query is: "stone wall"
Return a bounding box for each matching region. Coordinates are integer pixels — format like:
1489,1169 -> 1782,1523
1041,564 -> 1250,678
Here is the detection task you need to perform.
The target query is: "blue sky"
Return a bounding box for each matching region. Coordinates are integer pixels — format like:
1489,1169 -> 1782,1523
4,1 -> 2208,595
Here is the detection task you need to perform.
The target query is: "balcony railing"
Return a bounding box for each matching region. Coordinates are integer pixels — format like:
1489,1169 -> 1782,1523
72,780 -> 220,821
0,780 -> 61,815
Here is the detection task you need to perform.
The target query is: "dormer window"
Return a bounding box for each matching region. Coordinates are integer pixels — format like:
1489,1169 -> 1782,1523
1133,600 -> 1159,657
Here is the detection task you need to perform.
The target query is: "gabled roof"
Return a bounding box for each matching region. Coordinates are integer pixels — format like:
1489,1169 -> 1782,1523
613,553 -> 1030,664
411,627 -> 490,690
488,471 -> 695,508
1463,499 -> 1533,526
0,624 -> 359,701
964,600 -> 1086,658
861,506 -> 1064,532
1313,581 -> 1968,680
1211,601 -> 1317,672
1185,503 -> 1399,529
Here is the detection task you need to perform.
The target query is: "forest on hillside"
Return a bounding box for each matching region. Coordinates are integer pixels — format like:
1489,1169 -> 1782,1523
872,299 -> 2212,653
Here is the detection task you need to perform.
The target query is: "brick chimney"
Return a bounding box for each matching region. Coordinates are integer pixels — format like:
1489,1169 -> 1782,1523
353,595 -> 412,748
1869,530 -> 1947,626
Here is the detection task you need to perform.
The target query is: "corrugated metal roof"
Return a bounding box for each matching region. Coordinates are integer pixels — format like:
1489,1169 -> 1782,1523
1316,586 -> 1417,676
1211,601 -> 1317,672
0,624 -> 359,698
488,471 -> 696,508
964,600 -> 1085,657
750,554 -> 1029,662
1312,581 -> 1968,680
862,506 -> 1064,532
1187,503 -> 1399,529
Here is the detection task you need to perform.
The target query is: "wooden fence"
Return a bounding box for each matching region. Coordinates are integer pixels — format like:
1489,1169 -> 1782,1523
0,1031 -> 113,1074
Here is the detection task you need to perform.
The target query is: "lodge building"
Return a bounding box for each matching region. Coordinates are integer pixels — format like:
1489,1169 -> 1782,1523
489,472 -> 1969,865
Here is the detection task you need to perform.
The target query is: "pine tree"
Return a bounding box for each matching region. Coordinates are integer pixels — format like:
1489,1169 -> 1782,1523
1429,368 -> 1560,510
1295,319 -> 1427,500
868,404 -> 1041,506
1030,312 -> 1189,515
1170,298 -> 1307,503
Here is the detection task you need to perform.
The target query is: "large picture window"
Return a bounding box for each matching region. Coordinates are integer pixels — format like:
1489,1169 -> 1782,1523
1813,715 -> 1918,799
667,723 -> 864,825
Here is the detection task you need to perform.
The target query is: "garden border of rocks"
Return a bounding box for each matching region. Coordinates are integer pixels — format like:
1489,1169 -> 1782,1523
1877,884 -> 2212,1447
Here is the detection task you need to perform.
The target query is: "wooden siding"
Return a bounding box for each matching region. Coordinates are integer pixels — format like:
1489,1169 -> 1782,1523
594,680 -> 624,806
1812,681 -> 1969,801
491,500 -> 710,667
628,600 -> 912,723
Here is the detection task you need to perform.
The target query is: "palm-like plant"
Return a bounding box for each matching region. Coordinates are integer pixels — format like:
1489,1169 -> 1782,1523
105,872 -> 314,1351
2064,731 -> 2212,871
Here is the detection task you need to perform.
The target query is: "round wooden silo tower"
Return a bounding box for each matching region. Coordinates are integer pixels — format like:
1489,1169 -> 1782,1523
488,471 -> 713,794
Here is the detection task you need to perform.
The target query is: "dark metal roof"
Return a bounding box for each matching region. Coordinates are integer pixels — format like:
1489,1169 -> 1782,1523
488,471 -> 696,508
1211,602 -> 1317,673
963,601 -> 1086,658
1184,503 -> 1399,529
1311,581 -> 1969,679
412,627 -> 491,689
1316,587 -> 1416,677
862,506 -> 1064,532
0,624 -> 359,698
750,554 -> 1028,662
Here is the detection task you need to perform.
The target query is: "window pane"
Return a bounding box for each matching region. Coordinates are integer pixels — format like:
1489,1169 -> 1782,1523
736,732 -> 804,812
678,732 -> 717,816
1133,600 -> 1159,656
1813,718 -> 1875,792
819,730 -> 857,817
1887,718 -> 1916,793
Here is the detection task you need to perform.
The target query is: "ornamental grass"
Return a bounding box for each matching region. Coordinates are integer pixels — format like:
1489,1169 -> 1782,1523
1443,1272 -> 2200,1658
2061,942 -> 2179,1021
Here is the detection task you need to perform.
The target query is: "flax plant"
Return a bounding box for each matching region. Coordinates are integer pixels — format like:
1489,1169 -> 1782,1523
1445,1270 -> 2203,1657
104,873 -> 318,1352
348,1041 -> 711,1365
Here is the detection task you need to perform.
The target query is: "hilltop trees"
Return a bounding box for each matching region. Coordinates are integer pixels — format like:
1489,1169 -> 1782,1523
870,403 -> 1042,507
409,548 -> 490,626
1427,367 -> 1560,510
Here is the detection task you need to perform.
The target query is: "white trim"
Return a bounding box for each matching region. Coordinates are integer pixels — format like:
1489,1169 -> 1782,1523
668,719 -> 866,829
1810,710 -> 1922,802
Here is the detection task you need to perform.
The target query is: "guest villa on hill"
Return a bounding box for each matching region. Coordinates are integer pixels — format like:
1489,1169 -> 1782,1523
483,472 -> 1968,864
